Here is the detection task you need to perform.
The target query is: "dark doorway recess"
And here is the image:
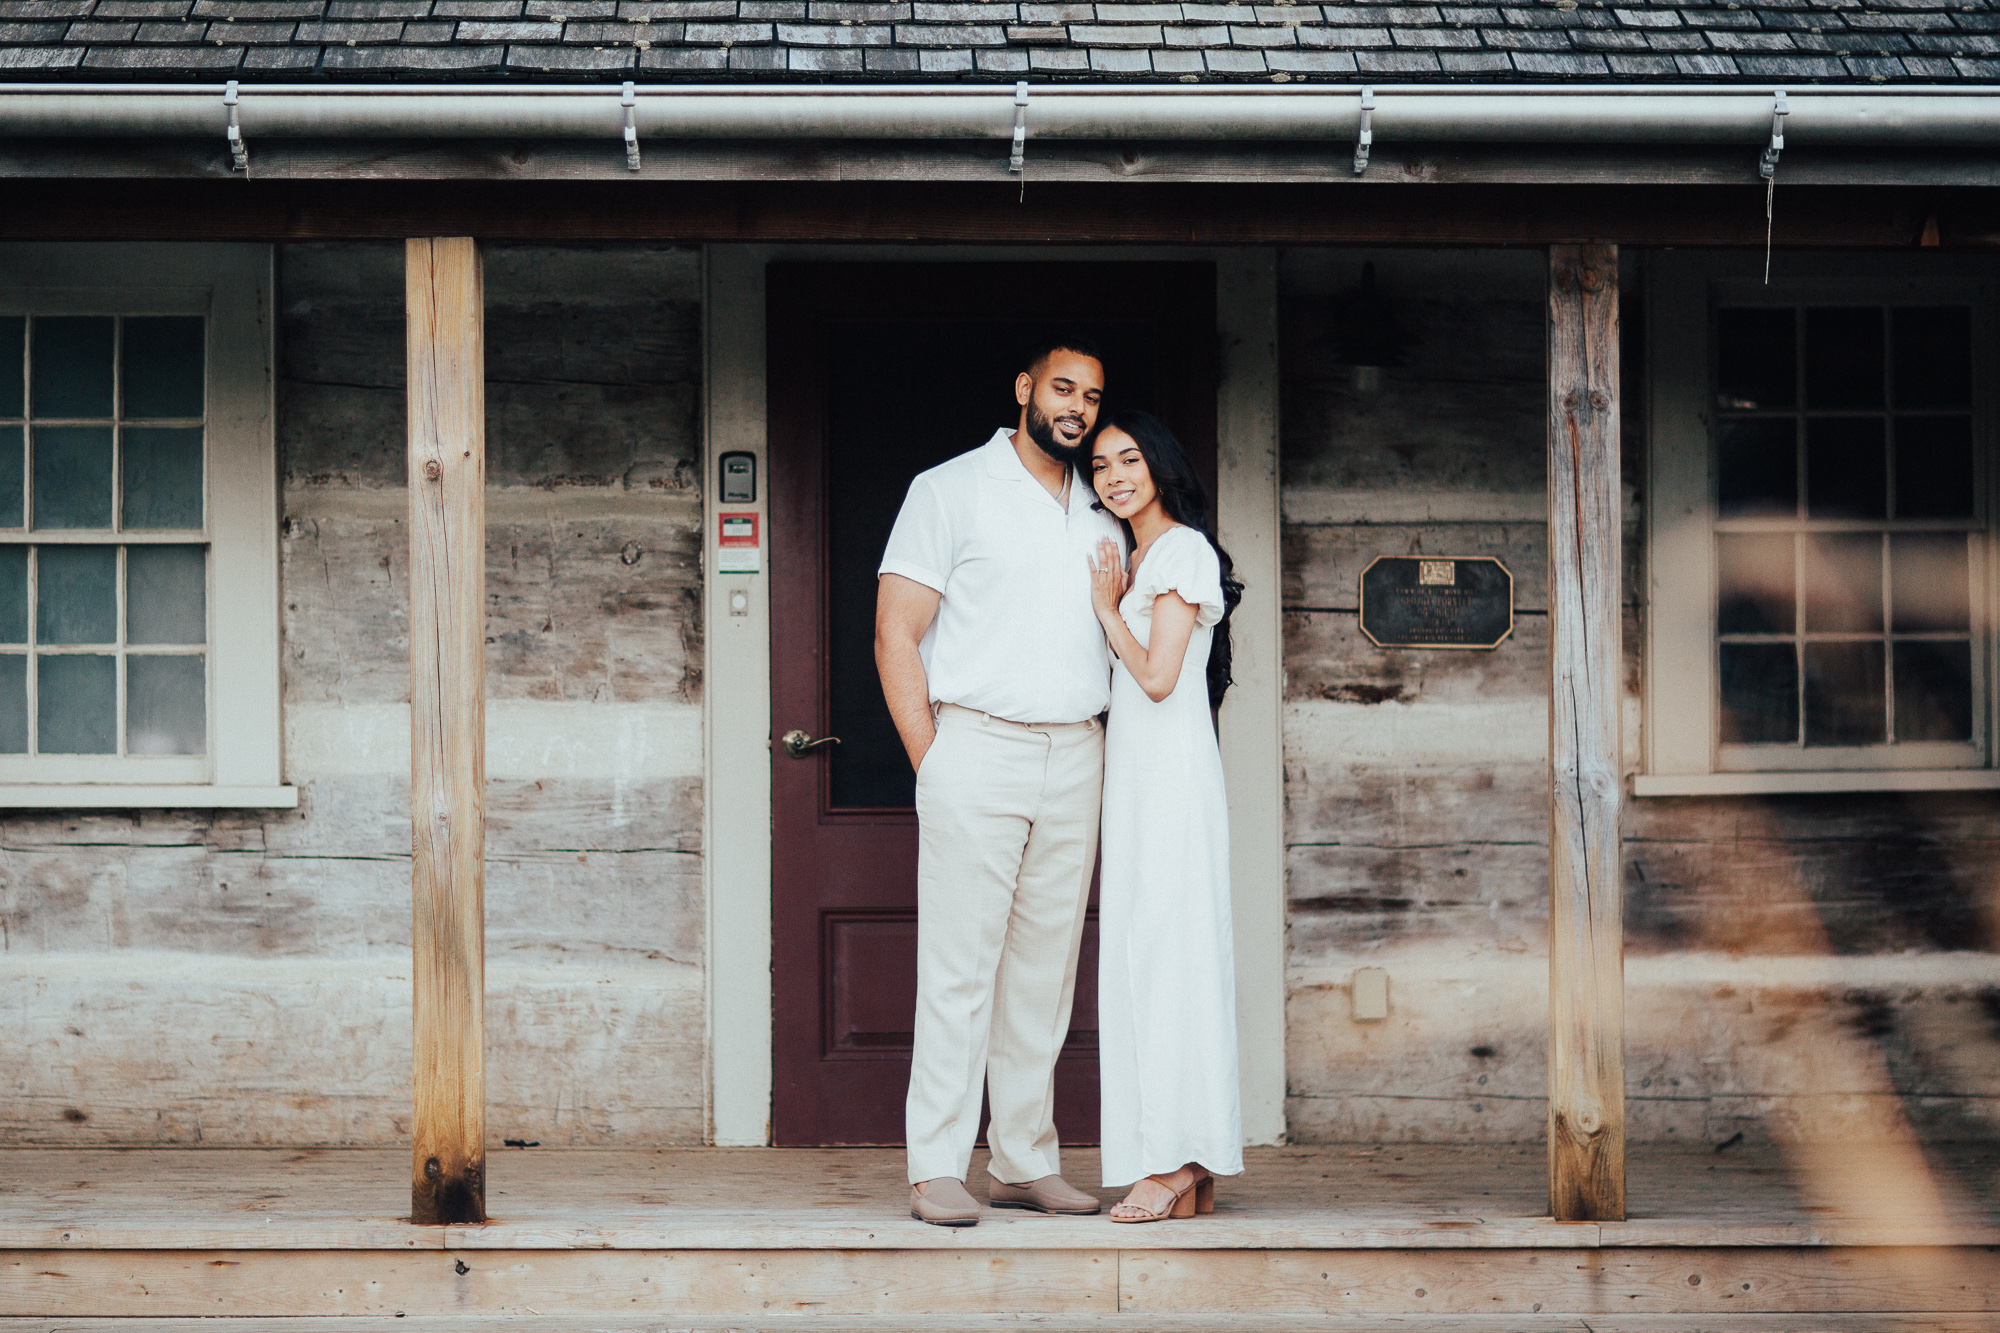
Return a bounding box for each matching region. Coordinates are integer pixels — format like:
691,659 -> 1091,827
768,262 -> 1218,1147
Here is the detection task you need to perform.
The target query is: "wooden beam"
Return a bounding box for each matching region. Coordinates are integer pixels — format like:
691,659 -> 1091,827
406,235 -> 487,1227
0,179 -> 1987,247
1545,242 -> 1626,1224
4,138 -> 1998,189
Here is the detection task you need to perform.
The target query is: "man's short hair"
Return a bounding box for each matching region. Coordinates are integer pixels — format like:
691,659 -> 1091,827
1022,335 -> 1105,379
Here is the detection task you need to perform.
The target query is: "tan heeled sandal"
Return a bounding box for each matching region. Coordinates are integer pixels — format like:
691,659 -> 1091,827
1109,1167 -> 1211,1224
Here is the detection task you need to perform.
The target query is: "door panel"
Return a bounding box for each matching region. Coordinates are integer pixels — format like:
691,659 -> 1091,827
769,262 -> 1218,1147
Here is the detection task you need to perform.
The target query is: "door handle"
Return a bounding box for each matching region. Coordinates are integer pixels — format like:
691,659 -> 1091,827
782,729 -> 841,759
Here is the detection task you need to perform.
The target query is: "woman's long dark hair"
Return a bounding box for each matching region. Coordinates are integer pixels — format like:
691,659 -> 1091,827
1085,410 -> 1245,709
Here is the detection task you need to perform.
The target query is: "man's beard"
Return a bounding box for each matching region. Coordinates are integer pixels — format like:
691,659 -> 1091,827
1025,402 -> 1086,466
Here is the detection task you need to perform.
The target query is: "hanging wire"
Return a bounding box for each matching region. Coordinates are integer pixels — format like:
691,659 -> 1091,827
1758,91 -> 1787,286
1765,172 -> 1775,285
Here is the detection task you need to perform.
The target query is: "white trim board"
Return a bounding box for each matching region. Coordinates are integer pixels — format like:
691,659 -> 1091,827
1636,769 -> 2000,796
702,245 -> 1287,1150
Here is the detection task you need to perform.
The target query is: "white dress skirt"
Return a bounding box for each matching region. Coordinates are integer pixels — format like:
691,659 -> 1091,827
1097,524 -> 1244,1187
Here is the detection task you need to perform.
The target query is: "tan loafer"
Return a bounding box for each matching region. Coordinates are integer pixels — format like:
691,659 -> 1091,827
988,1174 -> 1102,1215
910,1176 -> 981,1227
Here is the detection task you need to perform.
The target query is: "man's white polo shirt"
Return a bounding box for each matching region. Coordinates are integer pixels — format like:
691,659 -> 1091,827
879,428 -> 1123,725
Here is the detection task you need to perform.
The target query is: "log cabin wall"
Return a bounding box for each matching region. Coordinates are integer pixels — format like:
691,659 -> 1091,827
0,242 -> 707,1146
2,241 -> 1994,1149
1280,247 -> 1999,1147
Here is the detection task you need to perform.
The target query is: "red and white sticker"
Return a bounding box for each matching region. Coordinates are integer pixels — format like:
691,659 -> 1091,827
718,511 -> 760,573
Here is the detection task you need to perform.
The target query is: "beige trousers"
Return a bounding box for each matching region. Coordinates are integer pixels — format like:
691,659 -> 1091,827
905,703 -> 1103,1186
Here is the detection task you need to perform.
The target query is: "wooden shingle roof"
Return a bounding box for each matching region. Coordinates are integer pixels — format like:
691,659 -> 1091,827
0,0 -> 1992,82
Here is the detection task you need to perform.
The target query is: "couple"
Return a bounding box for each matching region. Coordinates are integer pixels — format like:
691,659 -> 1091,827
875,336 -> 1245,1227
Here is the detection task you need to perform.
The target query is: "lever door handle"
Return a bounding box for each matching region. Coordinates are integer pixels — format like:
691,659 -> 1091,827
782,729 -> 841,759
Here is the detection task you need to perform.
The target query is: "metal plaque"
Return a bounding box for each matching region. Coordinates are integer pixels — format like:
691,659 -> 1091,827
1358,555 -> 1514,650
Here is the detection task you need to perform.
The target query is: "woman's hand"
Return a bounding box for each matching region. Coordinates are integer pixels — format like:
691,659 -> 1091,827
1089,538 -> 1128,624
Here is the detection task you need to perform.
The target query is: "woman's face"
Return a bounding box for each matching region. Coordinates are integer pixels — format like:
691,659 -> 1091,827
1091,427 -> 1157,523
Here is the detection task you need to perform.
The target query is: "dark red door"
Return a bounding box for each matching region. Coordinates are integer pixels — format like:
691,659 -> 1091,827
769,262 -> 1218,1147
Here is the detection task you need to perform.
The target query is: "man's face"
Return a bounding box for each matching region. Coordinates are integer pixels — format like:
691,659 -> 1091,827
1015,350 -> 1105,466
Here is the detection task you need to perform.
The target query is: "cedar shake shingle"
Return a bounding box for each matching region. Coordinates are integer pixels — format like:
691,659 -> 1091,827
0,0 -> 1978,81
0,40 -> 82,59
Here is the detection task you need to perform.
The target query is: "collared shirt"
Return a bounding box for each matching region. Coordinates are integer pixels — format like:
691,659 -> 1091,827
879,428 -> 1123,724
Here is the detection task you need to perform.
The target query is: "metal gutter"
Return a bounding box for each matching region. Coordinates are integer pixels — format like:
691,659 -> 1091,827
0,82 -> 1996,147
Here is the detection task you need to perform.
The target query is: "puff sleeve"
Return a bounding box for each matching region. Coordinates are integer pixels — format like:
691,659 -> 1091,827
1131,527 -> 1226,628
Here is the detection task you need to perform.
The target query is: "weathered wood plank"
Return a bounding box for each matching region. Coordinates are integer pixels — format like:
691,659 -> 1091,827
3,1143 -> 1997,1252
1118,1245 -> 2000,1316
1284,609 -> 1552,708
1545,243 -> 1626,1223
279,242 -> 702,491
406,236 -> 488,1226
0,965 -> 706,1147
281,514 -> 702,708
0,1248 -> 1118,1318
0,179 -> 1983,247
2,138 -> 1998,189
1,1317 -> 1996,1333
17,1242 -> 1985,1321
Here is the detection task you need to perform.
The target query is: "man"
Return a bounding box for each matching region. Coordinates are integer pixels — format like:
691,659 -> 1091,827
875,338 -> 1123,1227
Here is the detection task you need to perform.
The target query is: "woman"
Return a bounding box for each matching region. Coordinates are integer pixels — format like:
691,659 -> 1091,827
1085,409 -> 1245,1223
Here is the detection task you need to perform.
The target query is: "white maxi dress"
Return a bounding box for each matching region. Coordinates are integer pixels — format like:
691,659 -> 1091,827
1097,524 -> 1244,1187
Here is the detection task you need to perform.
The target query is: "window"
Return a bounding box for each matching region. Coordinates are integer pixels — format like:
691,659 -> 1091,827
0,245 -> 290,807
1644,256 -> 1997,795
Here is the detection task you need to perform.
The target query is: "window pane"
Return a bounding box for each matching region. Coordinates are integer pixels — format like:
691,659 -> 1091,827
1891,533 -> 1970,633
37,652 -> 115,754
127,653 -> 204,755
121,427 -> 203,529
1717,308 -> 1796,411
1894,415 -> 1975,519
37,544 -> 116,644
0,546 -> 22,643
1894,641 -> 1972,743
1892,307 -> 1972,410
1717,418 -> 1797,518
1805,417 -> 1887,520
1717,533 -> 1795,634
0,654 -> 22,753
0,426 -> 20,527
1804,534 -> 1884,634
127,545 -> 205,645
1805,641 -> 1886,746
121,317 -> 204,419
1805,307 -> 1885,410
1720,642 -> 1798,744
32,425 -> 113,529
31,316 -> 113,419
0,316 -> 21,418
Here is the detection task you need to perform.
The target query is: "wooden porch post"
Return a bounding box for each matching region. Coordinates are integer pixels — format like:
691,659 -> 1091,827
406,236 -> 487,1226
1545,243 -> 1626,1223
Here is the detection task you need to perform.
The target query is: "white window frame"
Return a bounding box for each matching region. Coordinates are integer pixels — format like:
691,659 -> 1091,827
0,244 -> 291,809
1641,251 -> 2000,797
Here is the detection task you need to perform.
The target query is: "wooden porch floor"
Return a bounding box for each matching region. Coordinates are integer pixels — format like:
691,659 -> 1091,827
1,1142 -> 1997,1328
